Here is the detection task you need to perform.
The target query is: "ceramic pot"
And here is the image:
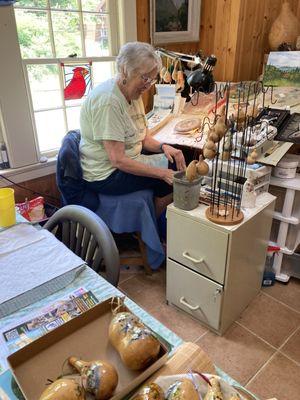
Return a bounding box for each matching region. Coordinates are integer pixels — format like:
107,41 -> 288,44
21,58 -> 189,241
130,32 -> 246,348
269,1 -> 299,50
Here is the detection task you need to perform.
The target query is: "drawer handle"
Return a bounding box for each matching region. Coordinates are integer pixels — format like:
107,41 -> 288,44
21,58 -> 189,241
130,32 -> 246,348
182,251 -> 204,264
180,296 -> 200,311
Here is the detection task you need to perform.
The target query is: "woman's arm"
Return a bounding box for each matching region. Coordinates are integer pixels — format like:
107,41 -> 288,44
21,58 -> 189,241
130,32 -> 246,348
103,140 -> 174,185
142,130 -> 186,171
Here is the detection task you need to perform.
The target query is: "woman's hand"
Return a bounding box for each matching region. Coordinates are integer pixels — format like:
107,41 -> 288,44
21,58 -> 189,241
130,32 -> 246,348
159,168 -> 175,185
162,145 -> 186,171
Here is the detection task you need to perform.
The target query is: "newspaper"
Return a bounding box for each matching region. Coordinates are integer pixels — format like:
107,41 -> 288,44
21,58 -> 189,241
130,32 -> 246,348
0,287 -> 98,373
2,288 -> 98,354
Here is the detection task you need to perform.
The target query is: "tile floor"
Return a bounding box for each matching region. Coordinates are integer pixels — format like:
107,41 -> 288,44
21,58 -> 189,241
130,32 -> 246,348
118,265 -> 300,400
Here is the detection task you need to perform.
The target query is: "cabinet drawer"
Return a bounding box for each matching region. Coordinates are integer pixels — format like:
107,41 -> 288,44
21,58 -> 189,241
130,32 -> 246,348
166,259 -> 223,331
167,211 -> 228,284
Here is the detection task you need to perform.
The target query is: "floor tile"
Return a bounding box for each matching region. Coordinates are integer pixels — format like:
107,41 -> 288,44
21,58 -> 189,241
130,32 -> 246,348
238,292 -> 300,348
262,278 -> 300,312
280,328 -> 300,365
246,353 -> 300,400
118,271 -> 166,313
150,303 -> 207,342
118,265 -> 144,284
196,323 -> 275,386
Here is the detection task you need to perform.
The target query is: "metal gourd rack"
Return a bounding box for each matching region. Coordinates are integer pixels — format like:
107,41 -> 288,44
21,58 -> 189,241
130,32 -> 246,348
203,81 -> 277,225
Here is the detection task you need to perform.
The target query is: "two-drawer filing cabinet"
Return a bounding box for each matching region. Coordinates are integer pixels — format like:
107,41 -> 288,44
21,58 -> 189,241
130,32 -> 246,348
166,193 -> 275,335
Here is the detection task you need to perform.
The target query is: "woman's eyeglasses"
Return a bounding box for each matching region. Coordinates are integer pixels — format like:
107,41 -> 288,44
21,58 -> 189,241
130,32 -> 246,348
140,74 -> 157,86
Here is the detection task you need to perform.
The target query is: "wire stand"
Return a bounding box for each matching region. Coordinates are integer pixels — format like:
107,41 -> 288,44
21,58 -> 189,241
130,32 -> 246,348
205,81 -> 276,225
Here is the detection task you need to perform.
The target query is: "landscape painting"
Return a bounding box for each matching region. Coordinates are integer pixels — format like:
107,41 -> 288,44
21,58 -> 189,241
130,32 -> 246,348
264,51 -> 300,87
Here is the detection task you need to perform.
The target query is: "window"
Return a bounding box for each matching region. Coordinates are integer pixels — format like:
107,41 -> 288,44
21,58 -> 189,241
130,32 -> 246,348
0,0 -> 137,173
14,0 -> 118,156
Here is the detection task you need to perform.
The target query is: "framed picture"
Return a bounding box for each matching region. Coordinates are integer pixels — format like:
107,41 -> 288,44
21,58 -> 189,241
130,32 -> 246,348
263,51 -> 300,87
151,0 -> 201,44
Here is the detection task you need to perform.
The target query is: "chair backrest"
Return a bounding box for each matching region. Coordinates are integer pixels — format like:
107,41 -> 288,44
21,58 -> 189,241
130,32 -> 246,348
56,130 -> 99,211
44,205 -> 120,286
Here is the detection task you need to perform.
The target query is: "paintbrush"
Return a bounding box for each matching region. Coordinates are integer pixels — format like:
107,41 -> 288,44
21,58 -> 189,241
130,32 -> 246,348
264,142 -> 282,157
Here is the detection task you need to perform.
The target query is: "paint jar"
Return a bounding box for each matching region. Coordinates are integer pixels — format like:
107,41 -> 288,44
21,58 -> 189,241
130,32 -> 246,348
0,188 -> 16,228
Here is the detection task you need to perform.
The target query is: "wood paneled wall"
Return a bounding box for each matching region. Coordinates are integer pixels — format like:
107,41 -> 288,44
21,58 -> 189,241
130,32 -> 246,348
10,174 -> 61,207
137,0 -> 300,82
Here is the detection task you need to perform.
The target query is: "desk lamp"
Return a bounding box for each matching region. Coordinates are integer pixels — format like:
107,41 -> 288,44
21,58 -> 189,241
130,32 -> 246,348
186,55 -> 217,94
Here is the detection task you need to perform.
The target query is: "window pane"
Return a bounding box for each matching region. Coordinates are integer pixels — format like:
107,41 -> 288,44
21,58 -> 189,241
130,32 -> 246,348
81,0 -> 107,12
93,61 -> 115,86
15,10 -> 52,58
66,107 -> 81,131
27,65 -> 62,110
84,13 -> 109,56
15,0 -> 47,8
35,110 -> 66,152
52,11 -> 82,57
49,0 -> 78,10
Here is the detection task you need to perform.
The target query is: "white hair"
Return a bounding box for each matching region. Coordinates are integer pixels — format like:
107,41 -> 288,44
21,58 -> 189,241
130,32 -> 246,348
116,42 -> 162,77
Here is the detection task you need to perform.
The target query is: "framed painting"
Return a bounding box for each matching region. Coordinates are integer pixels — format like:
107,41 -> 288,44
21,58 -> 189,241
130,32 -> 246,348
151,0 -> 201,44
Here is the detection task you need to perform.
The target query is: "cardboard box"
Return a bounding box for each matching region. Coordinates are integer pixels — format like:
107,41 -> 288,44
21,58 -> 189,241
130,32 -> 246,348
8,298 -> 169,400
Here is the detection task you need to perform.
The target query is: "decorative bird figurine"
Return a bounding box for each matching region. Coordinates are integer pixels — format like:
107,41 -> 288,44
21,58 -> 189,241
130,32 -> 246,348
64,67 -> 88,100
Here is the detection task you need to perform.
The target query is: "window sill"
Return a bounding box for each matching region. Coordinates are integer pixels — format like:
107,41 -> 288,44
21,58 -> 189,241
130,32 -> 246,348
0,158 -> 57,187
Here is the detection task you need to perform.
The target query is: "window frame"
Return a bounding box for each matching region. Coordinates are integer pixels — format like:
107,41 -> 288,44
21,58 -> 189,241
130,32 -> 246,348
16,0 -> 119,158
0,0 -> 137,181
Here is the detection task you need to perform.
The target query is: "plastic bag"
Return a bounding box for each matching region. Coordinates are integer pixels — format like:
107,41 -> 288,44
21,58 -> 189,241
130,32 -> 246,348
16,197 -> 46,222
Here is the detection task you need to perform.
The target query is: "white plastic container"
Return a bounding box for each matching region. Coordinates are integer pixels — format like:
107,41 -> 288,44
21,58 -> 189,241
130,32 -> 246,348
273,154 -> 299,179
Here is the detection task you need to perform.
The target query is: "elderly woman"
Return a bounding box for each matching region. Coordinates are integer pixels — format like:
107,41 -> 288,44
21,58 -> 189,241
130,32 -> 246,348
80,41 -> 185,216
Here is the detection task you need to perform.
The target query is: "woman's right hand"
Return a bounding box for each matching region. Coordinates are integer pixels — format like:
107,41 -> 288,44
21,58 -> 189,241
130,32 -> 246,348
159,169 -> 175,185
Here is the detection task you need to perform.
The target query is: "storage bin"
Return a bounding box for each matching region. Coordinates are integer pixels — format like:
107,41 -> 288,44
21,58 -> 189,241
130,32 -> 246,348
273,154 -> 299,179
282,253 -> 300,279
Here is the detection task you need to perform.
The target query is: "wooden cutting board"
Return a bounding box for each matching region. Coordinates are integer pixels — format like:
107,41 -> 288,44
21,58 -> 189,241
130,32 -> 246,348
143,341 -> 215,383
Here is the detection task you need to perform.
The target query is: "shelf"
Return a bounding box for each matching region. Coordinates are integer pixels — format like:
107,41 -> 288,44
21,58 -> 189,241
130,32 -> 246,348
280,246 -> 295,256
270,174 -> 300,191
272,211 -> 300,225
269,241 -> 298,256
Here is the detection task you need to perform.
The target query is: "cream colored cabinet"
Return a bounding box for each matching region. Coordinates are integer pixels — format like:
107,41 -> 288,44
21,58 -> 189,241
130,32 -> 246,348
166,194 -> 275,335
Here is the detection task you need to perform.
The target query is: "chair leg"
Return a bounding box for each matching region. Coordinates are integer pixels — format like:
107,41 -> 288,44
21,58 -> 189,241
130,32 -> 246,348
136,232 -> 153,275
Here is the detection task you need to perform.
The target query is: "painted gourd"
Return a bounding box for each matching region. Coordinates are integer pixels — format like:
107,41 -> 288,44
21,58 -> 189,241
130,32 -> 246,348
172,61 -> 178,81
196,156 -> 209,176
247,149 -> 258,164
68,357 -> 118,400
166,378 -> 199,400
204,377 -> 224,400
186,160 -> 198,182
176,70 -> 185,90
109,312 -> 161,370
209,128 -> 220,143
163,70 -> 172,83
221,151 -> 230,161
269,1 -> 299,50
160,67 -> 167,80
203,147 -> 216,160
214,116 -> 227,139
131,382 -> 165,400
205,140 -> 216,151
39,378 -> 84,400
